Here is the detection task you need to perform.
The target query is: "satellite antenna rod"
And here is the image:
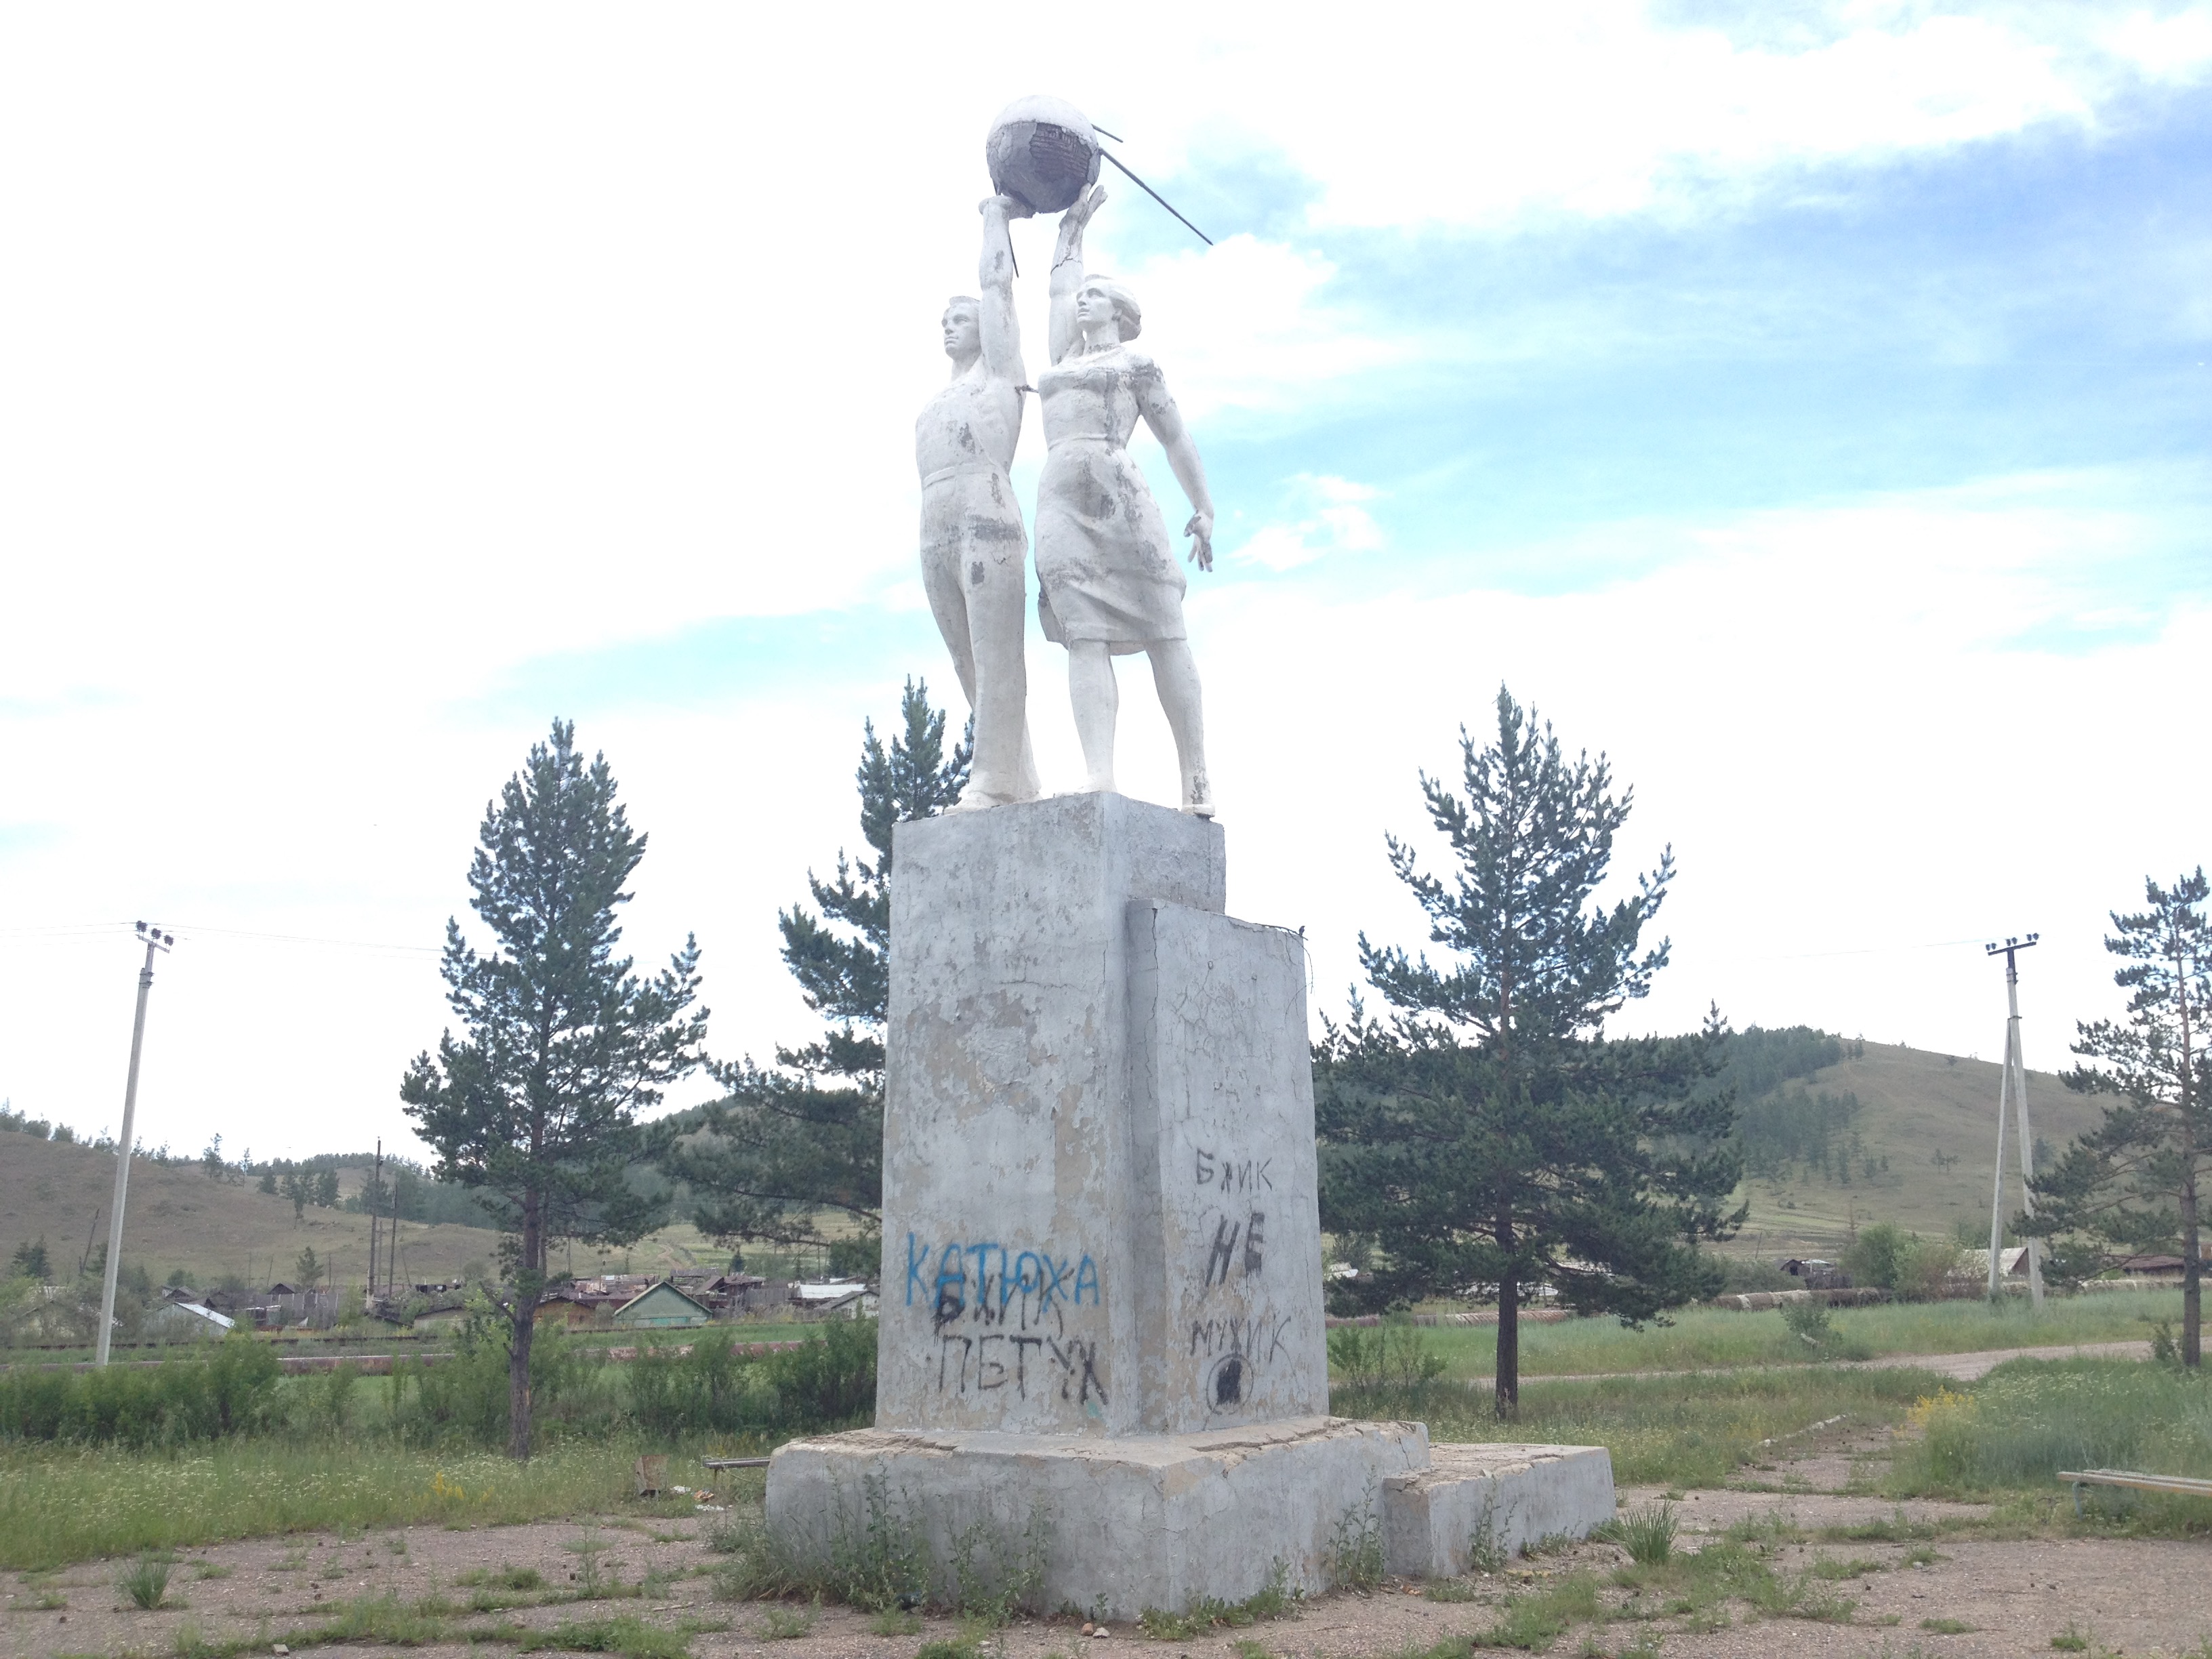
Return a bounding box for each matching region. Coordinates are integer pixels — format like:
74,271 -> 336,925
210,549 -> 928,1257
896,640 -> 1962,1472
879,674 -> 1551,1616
1092,139 -> 1214,247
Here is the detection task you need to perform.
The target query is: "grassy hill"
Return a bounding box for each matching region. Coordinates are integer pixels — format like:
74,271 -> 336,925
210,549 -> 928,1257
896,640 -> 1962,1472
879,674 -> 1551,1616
0,1133 -> 501,1290
0,1133 -> 775,1294
1723,1039 -> 2104,1260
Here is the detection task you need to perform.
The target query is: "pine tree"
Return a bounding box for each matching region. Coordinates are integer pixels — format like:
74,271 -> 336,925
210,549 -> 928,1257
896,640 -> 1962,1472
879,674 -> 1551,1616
9,1237 -> 51,1282
402,720 -> 710,1458
2026,869 -> 2211,1366
1315,687 -> 1742,1417
657,680 -> 967,1252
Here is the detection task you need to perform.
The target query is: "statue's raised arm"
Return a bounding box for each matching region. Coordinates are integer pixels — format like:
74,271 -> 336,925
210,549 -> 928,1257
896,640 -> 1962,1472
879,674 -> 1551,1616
1048,184 -> 1105,366
977,194 -> 1028,388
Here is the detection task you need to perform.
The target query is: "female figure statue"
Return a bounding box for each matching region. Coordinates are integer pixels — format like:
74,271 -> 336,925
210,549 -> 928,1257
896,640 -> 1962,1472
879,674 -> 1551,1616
914,194 -> 1040,808
1035,185 -> 1216,816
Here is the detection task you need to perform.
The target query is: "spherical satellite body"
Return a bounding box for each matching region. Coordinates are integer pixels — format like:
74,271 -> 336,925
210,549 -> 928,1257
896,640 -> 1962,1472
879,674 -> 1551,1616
985,95 -> 1101,215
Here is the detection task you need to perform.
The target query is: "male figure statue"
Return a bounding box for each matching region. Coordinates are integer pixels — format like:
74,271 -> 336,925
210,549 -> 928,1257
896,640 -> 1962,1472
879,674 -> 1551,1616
915,195 -> 1039,808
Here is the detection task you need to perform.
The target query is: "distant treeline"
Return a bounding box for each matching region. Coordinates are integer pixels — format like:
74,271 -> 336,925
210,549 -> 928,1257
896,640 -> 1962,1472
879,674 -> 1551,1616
1,1105 -> 93,1148
1710,1026 -> 1885,1185
255,1153 -> 503,1231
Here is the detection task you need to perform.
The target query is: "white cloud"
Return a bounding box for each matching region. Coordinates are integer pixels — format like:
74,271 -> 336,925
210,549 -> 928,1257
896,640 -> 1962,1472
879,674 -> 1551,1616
1229,475 -> 1387,572
2107,5 -> 2212,78
1185,473 -> 2212,1071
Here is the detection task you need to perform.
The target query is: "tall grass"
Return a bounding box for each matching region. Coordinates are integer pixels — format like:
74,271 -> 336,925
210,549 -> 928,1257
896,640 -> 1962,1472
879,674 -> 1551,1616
1336,1364 -> 1944,1487
1410,1290 -> 2182,1380
0,1333 -> 282,1445
0,1437 -> 670,1570
1891,1357 -> 2212,1499
1,1317 -> 874,1450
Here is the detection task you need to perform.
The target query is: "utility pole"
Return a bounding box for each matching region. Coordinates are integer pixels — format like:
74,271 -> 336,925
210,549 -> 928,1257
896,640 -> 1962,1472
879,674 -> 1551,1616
1986,933 -> 2045,1307
97,922 -> 174,1366
369,1139 -> 382,1307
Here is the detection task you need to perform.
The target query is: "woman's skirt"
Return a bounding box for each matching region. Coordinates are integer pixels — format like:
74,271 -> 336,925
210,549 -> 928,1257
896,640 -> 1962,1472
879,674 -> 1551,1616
1033,437 -> 1186,651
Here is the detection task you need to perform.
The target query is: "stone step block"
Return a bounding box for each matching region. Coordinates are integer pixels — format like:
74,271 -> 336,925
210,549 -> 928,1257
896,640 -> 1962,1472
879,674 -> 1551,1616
1381,1442 -> 1617,1578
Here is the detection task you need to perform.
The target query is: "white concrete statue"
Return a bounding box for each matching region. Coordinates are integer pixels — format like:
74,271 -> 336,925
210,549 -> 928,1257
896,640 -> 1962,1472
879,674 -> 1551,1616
916,195 -> 1040,809
1036,185 -> 1217,817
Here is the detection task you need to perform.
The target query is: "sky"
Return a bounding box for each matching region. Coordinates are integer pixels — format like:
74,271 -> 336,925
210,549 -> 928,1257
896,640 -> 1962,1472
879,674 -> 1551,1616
2,2 -> 2208,1166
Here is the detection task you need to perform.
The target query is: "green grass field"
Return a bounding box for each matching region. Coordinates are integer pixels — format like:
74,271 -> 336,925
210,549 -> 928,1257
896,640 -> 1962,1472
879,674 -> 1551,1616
1399,1365 -> 1948,1488
1416,1290 -> 2178,1379
0,1437 -> 719,1571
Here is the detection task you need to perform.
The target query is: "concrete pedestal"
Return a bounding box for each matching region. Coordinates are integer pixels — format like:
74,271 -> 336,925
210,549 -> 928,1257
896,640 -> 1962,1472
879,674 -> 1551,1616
764,794 -> 1616,1611
766,1417 -> 1429,1615
872,793 -> 1325,1438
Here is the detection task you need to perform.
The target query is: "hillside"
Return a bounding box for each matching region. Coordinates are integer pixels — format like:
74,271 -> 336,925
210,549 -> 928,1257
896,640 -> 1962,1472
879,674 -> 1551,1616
0,1133 -> 501,1290
1723,1040 -> 2104,1259
0,1134 -> 755,1292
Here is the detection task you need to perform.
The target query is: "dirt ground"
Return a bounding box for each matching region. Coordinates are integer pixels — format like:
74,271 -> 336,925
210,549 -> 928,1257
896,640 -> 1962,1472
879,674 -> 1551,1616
7,1414 -> 2207,1659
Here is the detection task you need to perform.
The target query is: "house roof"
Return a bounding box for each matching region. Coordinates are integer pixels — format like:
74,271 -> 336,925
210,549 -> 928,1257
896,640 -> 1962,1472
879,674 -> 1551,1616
611,1280 -> 713,1321
152,1300 -> 235,1330
792,1279 -> 871,1301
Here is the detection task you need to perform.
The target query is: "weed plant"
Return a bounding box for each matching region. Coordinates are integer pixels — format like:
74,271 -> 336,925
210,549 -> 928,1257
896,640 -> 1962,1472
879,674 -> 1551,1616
1138,1561 -> 1298,1637
758,1602 -> 817,1638
1329,1491 -> 1387,1590
120,1550 -> 172,1608
708,1468 -> 1044,1620
1594,1502 -> 1677,1564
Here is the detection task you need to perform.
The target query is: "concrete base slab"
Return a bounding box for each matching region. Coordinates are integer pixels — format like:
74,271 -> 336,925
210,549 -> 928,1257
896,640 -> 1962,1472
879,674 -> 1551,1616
1382,1443 -> 1618,1578
766,1420 -> 1617,1612
766,1416 -> 1429,1616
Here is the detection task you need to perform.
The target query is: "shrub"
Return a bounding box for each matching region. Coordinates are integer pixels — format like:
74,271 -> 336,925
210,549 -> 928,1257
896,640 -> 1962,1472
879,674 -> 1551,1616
1842,1224 -> 1961,1301
397,1297 -> 581,1447
1779,1297 -> 1835,1349
0,1331 -> 281,1446
630,1319 -> 876,1439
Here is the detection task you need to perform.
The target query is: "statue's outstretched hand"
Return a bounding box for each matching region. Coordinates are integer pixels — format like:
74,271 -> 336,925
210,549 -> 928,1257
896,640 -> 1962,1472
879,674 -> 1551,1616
1185,511 -> 1214,571
1063,183 -> 1107,233
983,193 -> 1033,220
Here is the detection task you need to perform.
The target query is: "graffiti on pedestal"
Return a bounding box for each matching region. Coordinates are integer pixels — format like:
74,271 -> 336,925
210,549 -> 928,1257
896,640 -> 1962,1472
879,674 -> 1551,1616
1185,1143 -> 1292,1418
903,1233 -> 1105,1406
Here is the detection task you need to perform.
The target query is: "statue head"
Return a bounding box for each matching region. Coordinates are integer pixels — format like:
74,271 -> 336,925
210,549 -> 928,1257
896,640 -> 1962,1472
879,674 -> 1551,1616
1075,278 -> 1141,344
942,297 -> 981,361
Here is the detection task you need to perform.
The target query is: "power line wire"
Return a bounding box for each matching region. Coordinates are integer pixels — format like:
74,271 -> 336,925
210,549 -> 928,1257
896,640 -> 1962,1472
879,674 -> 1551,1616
0,919 -> 438,955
